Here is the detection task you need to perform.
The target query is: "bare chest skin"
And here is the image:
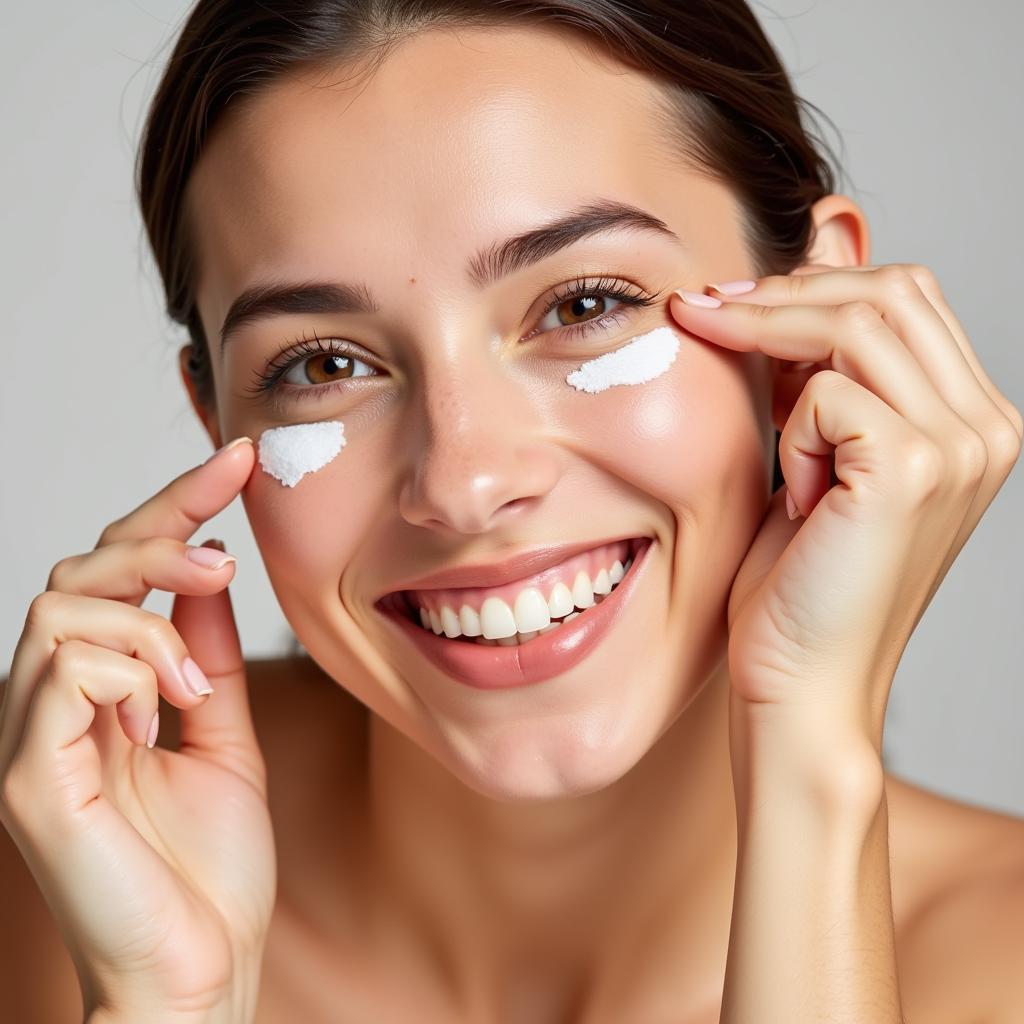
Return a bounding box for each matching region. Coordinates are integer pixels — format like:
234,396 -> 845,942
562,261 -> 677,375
3,657 -> 1022,1023
243,660 -> 1024,1024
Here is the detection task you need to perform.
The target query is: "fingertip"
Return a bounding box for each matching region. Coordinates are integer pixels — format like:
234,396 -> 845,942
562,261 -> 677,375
203,436 -> 253,467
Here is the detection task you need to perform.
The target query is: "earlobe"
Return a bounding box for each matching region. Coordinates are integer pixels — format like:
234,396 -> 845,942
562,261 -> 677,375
177,343 -> 224,451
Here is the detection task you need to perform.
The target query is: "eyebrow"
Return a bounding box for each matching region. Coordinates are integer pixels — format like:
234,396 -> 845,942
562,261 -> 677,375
218,197 -> 685,353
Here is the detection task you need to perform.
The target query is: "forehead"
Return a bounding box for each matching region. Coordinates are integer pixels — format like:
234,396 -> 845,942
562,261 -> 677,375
186,24 -> 734,334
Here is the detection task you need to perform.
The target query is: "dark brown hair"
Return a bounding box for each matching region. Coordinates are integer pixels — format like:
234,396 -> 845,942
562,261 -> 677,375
136,0 -> 847,482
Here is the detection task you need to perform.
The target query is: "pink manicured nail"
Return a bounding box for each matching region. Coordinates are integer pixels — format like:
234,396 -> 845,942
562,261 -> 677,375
203,436 -> 253,466
146,711 -> 160,749
675,289 -> 722,308
186,545 -> 237,570
708,279 -> 757,295
182,656 -> 214,697
786,489 -> 801,520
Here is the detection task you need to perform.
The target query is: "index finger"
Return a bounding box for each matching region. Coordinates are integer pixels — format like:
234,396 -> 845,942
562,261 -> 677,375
97,437 -> 255,549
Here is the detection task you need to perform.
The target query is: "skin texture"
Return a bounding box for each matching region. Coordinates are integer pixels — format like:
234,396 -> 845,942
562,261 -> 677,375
182,25 -> 793,1016
0,19 -> 1004,1024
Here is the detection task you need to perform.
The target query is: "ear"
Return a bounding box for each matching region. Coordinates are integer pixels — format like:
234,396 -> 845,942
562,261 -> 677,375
769,194 -> 871,432
178,343 -> 224,452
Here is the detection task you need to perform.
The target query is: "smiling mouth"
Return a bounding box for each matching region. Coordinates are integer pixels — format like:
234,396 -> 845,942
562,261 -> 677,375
377,536 -> 651,646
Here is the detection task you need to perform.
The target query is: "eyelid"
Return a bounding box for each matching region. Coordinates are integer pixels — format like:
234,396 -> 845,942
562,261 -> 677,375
247,274 -> 660,402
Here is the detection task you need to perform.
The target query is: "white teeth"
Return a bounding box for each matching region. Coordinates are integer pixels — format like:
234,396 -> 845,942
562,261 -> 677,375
412,547 -> 641,643
513,587 -> 551,633
547,581 -> 575,618
571,571 -> 595,609
480,596 -> 518,639
440,606 -> 462,639
459,603 -> 483,637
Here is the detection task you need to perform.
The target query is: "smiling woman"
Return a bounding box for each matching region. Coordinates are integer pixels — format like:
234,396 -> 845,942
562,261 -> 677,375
3,1 -> 1023,1023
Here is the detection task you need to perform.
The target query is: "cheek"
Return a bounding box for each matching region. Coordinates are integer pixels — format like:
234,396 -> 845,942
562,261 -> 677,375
554,328 -> 767,514
239,420 -> 393,609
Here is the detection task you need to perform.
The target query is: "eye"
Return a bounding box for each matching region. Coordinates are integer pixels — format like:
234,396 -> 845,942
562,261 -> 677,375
281,350 -> 377,387
243,331 -> 381,404
537,293 -> 622,331
523,275 -> 657,343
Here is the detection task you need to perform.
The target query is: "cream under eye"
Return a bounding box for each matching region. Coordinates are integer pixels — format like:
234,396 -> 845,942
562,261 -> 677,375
244,277 -> 658,403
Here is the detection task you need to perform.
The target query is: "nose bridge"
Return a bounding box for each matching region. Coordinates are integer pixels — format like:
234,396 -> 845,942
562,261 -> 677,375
398,345 -> 560,535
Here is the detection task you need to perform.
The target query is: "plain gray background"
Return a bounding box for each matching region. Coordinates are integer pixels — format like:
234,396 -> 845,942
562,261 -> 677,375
2,2 -> 1021,815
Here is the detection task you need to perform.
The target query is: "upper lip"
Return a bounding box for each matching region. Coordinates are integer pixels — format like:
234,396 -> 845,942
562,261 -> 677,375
379,534 -> 648,598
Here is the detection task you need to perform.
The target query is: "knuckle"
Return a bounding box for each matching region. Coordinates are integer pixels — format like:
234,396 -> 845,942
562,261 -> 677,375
834,299 -> 881,333
1004,403 -> 1024,443
46,555 -> 76,592
95,517 -> 126,549
951,428 -> 989,483
26,590 -> 62,631
906,263 -> 943,300
877,265 -> 921,302
805,367 -> 848,397
139,609 -> 177,648
988,419 -> 1022,472
50,638 -> 91,676
900,439 -> 944,499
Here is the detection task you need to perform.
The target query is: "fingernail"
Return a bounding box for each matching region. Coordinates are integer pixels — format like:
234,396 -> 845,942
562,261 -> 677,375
674,289 -> 722,308
708,279 -> 757,295
181,656 -> 215,697
203,436 -> 253,466
186,545 -> 237,570
786,488 -> 801,520
146,711 -> 160,749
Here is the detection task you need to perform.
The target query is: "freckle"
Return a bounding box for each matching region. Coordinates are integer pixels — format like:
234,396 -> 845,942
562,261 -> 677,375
409,277 -> 416,284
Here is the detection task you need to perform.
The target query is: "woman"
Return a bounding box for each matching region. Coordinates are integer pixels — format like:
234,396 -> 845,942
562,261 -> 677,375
1,1 -> 1022,1021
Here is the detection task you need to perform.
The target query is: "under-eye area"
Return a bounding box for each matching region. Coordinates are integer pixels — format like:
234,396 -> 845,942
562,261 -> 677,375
376,536 -> 650,645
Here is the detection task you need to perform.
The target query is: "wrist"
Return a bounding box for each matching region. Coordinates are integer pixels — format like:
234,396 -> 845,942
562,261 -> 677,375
729,694 -> 886,821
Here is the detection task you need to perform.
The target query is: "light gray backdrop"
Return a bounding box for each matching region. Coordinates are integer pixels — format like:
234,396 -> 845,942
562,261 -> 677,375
2,2 -> 1021,814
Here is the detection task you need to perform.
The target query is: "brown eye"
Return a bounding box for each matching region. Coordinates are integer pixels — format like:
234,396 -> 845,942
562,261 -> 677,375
536,290 -> 622,333
282,351 -> 377,387
551,294 -> 616,328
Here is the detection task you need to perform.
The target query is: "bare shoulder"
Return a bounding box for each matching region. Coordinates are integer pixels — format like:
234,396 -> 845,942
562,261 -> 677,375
886,773 -> 1024,1023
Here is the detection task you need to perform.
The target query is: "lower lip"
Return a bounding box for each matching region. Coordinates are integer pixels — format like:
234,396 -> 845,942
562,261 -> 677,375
376,538 -> 654,689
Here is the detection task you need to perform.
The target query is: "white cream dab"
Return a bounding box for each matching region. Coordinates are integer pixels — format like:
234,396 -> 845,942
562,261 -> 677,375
565,325 -> 680,394
257,420 -> 346,488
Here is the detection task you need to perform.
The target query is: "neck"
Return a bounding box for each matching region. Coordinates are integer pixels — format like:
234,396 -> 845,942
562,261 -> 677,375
364,659 -> 738,1020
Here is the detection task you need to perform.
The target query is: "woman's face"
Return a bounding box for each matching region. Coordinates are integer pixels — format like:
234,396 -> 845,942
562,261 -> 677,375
186,24 -> 775,800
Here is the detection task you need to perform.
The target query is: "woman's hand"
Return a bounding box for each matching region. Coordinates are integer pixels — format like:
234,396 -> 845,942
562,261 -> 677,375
671,264 -> 1022,1023
0,437 -> 274,1023
670,264 -> 1022,750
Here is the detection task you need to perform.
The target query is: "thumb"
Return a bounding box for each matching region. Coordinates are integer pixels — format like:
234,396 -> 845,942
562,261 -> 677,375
170,538 -> 265,795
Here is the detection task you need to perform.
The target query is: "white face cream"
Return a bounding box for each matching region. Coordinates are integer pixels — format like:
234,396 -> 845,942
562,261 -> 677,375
565,325 -> 680,394
257,420 -> 346,488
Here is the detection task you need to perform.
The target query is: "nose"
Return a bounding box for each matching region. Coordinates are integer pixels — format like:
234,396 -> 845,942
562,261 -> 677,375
397,357 -> 561,536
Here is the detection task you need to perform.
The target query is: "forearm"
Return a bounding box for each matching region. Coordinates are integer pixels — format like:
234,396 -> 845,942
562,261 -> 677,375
721,709 -> 903,1023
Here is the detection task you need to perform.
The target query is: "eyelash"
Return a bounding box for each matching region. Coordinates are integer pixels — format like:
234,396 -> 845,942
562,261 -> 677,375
243,275 -> 658,403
